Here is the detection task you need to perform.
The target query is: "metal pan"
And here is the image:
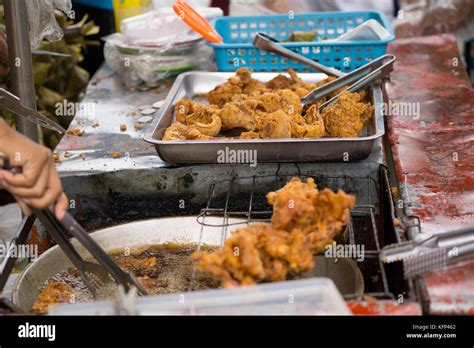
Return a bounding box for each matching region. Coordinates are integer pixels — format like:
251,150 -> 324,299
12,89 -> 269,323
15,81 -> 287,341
12,217 -> 363,313
144,72 -> 384,163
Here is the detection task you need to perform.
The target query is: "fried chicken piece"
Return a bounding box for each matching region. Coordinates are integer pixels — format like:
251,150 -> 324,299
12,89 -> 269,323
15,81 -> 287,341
302,105 -> 325,138
193,224 -> 290,287
255,110 -> 291,138
193,178 -> 356,288
321,91 -> 374,137
265,70 -> 337,98
193,225 -> 271,287
286,228 -> 315,272
162,122 -> 213,140
240,131 -> 260,139
185,104 -> 222,136
255,89 -> 302,116
172,99 -> 222,137
174,98 -> 197,123
267,177 -> 320,232
267,178 -> 356,238
218,94 -> 259,131
218,89 -> 299,134
207,68 -> 267,107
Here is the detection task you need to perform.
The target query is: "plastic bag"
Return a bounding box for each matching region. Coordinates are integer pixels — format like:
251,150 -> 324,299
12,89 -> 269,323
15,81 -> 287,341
26,0 -> 74,49
120,8 -> 222,49
104,7 -> 221,89
104,36 -> 214,90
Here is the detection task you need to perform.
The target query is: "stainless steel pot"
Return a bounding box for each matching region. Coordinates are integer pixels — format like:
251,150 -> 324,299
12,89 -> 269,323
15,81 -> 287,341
12,217 -> 364,313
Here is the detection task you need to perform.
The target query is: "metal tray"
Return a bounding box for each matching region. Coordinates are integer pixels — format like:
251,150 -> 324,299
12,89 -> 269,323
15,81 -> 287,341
144,72 -> 385,163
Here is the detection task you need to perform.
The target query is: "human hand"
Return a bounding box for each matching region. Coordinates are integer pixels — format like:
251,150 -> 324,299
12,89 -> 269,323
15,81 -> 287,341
0,119 -> 68,219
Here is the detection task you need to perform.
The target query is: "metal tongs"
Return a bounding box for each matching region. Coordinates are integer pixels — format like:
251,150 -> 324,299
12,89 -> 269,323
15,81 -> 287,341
301,54 -> 396,110
381,226 -> 474,278
0,88 -> 65,134
0,155 -> 147,297
253,33 -> 345,77
252,33 -> 396,110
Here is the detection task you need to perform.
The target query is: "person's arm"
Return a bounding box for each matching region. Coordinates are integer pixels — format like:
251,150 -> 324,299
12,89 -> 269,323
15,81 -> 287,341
0,118 -> 68,219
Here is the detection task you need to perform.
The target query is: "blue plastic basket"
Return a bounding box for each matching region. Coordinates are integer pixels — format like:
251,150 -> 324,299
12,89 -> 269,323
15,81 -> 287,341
209,11 -> 395,73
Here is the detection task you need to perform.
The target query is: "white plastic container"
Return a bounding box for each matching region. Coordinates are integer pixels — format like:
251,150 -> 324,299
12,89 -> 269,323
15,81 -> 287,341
50,278 -> 352,315
120,8 -> 223,46
329,19 -> 392,42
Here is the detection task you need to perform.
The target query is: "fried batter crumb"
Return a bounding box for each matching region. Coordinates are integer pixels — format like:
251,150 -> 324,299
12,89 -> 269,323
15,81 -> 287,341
67,128 -> 85,136
32,280 -> 75,314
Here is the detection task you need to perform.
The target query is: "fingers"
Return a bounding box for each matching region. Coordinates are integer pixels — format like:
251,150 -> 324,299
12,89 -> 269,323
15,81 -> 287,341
0,162 -> 51,198
14,195 -> 32,216
24,164 -> 63,211
54,193 -> 69,220
0,148 -> 52,188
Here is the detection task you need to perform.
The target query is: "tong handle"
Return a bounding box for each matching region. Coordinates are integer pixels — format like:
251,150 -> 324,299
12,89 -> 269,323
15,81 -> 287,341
0,153 -> 146,295
60,213 -> 127,284
60,212 -> 148,295
448,242 -> 474,264
0,88 -> 65,134
0,154 -> 87,272
34,208 -> 88,272
418,226 -> 474,249
301,54 -> 393,105
253,33 -> 345,77
0,215 -> 35,294
318,54 -> 396,111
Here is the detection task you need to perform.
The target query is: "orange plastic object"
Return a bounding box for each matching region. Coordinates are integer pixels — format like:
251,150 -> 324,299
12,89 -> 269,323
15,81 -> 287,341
173,0 -> 223,44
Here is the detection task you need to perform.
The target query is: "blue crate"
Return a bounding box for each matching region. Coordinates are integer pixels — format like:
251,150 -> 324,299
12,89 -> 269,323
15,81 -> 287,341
209,11 -> 395,73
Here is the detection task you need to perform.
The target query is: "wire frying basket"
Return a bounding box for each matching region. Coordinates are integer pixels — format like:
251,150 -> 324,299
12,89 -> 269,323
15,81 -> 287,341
191,167 -> 402,300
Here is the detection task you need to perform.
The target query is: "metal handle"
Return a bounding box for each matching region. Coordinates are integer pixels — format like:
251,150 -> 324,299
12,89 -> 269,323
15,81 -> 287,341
253,33 -> 345,77
436,227 -> 474,249
301,54 -> 394,105
447,242 -> 474,265
317,54 -> 396,111
33,209 -> 88,272
0,215 -> 35,294
60,212 -> 148,295
0,88 -> 66,134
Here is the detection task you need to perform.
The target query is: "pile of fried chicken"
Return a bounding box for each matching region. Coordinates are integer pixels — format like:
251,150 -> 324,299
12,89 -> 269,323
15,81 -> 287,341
163,68 -> 374,140
192,178 -> 356,288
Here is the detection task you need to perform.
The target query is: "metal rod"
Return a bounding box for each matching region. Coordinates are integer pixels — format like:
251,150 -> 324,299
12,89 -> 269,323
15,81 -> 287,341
4,0 -> 39,140
0,215 -> 35,294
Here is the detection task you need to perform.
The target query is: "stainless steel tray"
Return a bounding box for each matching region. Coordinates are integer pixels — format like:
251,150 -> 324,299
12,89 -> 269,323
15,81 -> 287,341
144,72 -> 385,163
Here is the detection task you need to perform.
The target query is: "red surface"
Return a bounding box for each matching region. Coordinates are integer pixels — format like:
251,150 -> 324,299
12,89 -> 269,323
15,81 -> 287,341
348,300 -> 422,315
385,34 -> 474,315
386,34 -> 474,234
423,260 -> 474,315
